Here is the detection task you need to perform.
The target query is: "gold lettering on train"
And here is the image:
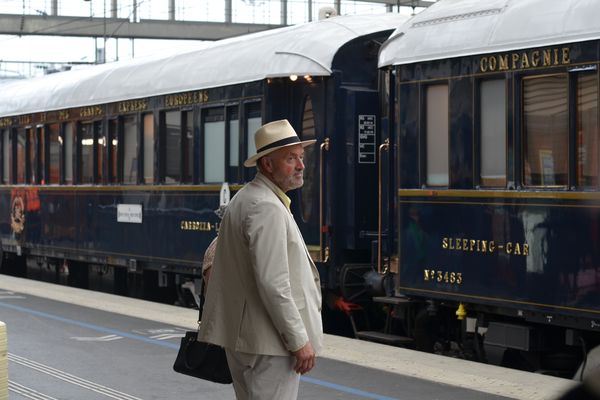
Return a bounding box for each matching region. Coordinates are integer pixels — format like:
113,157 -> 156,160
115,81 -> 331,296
442,237 -> 528,256
18,115 -> 32,125
58,110 -> 70,121
479,47 -> 570,73
118,100 -> 148,113
180,220 -> 214,231
0,118 -> 12,128
543,49 -> 552,66
531,50 -> 540,67
424,269 -> 463,285
165,90 -> 209,108
79,106 -> 104,118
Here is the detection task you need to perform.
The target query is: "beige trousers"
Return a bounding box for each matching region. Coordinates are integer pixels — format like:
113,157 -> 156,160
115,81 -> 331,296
225,349 -> 300,400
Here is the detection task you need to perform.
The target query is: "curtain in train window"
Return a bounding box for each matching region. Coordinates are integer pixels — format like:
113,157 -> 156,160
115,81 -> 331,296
80,123 -> 94,184
165,111 -> 181,183
48,124 -> 60,184
246,103 -> 261,161
203,108 -> 225,183
523,75 -> 568,186
480,79 -> 507,187
228,107 -> 239,182
143,113 -> 155,184
16,129 -> 26,184
576,72 -> 599,187
64,123 -> 74,184
123,116 -> 138,184
426,84 -> 449,186
2,129 -> 11,184
301,96 -> 316,222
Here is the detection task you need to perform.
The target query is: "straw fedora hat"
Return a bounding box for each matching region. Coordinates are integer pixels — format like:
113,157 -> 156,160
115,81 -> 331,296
244,119 -> 316,167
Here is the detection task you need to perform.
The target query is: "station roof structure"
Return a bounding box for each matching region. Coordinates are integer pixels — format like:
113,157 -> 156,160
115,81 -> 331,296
0,0 -> 435,41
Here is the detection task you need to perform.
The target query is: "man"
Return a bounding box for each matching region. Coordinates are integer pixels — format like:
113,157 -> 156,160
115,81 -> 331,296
198,119 -> 323,400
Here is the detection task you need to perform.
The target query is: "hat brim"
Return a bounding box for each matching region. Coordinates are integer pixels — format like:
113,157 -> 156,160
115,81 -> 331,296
244,139 -> 317,167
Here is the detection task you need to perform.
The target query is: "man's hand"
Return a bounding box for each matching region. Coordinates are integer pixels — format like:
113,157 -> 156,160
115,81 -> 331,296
292,342 -> 316,374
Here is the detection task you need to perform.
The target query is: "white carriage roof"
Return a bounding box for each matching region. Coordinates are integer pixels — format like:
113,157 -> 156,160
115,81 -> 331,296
379,0 -> 600,67
0,14 -> 408,117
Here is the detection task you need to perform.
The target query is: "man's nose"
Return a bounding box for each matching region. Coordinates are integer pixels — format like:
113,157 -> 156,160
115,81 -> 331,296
296,157 -> 305,170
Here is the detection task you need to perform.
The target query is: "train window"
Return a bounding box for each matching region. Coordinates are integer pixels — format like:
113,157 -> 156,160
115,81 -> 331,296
246,103 -> 261,161
27,128 -> 36,183
2,129 -> 11,184
48,124 -> 60,184
96,121 -> 105,183
64,122 -> 74,184
301,96 -> 316,222
523,75 -> 568,186
480,79 -> 507,187
108,119 -> 118,183
143,113 -> 155,184
123,116 -> 138,184
80,122 -> 94,184
16,129 -> 26,184
425,84 -> 449,186
37,126 -> 46,184
228,107 -> 239,182
576,72 -> 599,187
203,108 -> 225,183
183,112 -> 193,183
165,111 -> 181,184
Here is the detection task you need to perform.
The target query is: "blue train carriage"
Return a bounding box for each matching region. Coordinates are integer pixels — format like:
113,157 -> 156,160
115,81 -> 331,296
0,14 -> 406,308
379,0 -> 600,375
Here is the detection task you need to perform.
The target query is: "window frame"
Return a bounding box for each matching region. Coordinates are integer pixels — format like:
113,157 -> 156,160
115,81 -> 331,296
477,77 -> 508,188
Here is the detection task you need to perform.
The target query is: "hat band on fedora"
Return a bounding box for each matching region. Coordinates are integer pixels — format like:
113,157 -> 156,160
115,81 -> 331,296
256,136 -> 301,154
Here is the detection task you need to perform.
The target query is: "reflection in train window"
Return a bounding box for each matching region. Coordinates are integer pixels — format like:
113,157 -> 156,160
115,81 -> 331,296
577,72 -> 599,187
2,129 -> 10,184
143,113 -> 155,184
48,124 -> 60,184
165,111 -> 181,183
480,79 -> 506,187
123,116 -> 138,184
523,75 -> 568,186
228,107 -> 239,182
301,96 -> 316,222
27,128 -> 36,183
183,112 -> 193,183
37,126 -> 45,184
96,121 -> 105,183
425,84 -> 449,186
80,122 -> 94,184
246,103 -> 261,161
17,129 -> 25,184
203,108 -> 225,183
64,122 -> 74,184
108,119 -> 118,183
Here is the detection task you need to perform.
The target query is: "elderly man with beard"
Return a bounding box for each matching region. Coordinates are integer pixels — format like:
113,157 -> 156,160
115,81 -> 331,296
199,119 -> 323,400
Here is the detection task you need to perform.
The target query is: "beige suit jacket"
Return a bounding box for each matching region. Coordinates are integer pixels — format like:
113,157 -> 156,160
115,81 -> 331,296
198,173 -> 323,356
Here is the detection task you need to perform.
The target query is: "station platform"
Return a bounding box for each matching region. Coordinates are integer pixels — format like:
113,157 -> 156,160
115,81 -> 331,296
0,275 -> 576,400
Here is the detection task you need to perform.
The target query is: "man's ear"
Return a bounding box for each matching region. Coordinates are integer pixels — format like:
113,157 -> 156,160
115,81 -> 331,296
259,156 -> 273,173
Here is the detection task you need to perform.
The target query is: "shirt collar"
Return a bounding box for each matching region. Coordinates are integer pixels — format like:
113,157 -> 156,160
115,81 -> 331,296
256,172 -> 291,211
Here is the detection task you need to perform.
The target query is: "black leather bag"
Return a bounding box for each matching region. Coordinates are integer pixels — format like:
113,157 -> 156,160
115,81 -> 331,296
173,331 -> 233,384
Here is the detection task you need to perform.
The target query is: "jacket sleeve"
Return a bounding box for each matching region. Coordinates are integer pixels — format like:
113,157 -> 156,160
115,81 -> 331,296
245,200 -> 309,352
